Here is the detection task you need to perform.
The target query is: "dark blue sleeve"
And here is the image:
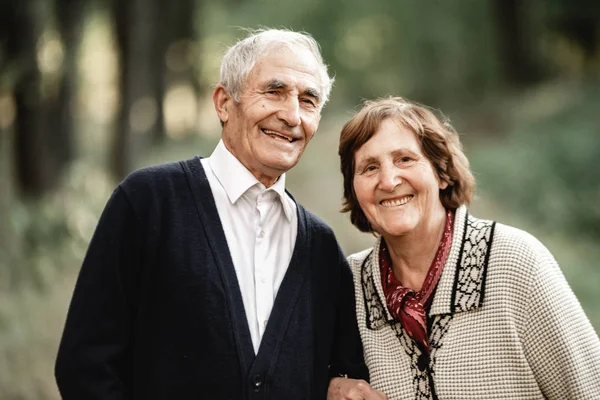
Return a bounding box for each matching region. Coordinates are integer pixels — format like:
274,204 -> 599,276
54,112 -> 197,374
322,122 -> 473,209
55,186 -> 141,399
328,242 -> 370,381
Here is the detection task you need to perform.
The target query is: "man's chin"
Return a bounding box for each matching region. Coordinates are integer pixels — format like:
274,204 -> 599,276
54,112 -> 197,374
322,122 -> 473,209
261,158 -> 299,176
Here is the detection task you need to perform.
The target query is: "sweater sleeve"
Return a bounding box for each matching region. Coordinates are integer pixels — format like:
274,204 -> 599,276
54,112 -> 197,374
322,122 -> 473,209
328,243 -> 370,381
55,186 -> 141,399
522,253 -> 600,399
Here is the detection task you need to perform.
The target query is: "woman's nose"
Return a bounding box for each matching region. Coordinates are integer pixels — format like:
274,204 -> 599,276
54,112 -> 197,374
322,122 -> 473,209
378,165 -> 403,192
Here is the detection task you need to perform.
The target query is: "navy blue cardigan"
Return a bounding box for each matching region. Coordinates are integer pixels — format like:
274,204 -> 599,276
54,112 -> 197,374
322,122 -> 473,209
55,157 -> 367,399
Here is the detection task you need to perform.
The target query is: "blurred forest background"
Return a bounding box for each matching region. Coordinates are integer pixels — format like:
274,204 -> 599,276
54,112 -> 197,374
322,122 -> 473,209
1,0 -> 599,397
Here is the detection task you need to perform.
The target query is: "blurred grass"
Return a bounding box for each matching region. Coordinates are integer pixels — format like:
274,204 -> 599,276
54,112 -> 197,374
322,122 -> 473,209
0,158 -> 113,399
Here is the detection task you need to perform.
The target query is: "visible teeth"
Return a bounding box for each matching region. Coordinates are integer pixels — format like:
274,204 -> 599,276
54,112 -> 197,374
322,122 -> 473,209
381,196 -> 412,207
263,129 -> 293,142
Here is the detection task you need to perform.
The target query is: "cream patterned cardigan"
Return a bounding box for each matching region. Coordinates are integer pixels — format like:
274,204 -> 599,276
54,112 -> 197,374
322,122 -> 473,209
348,206 -> 600,399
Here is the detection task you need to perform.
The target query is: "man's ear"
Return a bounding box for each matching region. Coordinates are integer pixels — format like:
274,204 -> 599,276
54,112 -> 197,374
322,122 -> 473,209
213,84 -> 231,124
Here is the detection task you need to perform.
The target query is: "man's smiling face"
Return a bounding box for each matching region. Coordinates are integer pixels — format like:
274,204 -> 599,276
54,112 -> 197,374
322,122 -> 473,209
215,45 -> 323,187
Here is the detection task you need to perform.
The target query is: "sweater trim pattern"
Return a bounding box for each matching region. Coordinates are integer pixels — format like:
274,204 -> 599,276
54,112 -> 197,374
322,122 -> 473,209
450,212 -> 495,313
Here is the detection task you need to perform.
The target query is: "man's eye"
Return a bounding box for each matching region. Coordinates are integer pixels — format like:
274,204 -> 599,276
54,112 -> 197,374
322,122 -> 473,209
365,165 -> 377,172
302,98 -> 316,106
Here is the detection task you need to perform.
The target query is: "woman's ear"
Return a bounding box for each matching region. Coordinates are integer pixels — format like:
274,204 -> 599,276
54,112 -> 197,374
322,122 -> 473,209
213,84 -> 231,124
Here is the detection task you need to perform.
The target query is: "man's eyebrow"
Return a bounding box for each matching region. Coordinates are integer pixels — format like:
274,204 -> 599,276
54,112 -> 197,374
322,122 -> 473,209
263,79 -> 322,103
303,87 -> 321,103
264,79 -> 287,90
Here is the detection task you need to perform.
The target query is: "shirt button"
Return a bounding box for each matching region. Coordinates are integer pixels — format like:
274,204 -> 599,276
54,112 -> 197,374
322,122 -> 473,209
257,230 -> 265,239
260,276 -> 266,283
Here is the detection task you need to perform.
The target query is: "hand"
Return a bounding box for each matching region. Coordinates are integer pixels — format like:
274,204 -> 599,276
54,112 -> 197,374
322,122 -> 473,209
327,377 -> 388,400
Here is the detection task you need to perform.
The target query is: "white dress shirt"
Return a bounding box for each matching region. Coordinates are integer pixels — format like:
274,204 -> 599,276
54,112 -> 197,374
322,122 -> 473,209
200,140 -> 298,354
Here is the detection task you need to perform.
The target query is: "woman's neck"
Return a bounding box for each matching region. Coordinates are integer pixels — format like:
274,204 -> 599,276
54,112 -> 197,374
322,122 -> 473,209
383,207 -> 447,291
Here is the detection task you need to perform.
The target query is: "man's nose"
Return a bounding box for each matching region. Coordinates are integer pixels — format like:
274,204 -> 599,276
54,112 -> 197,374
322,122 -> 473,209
278,96 -> 301,127
378,165 -> 402,192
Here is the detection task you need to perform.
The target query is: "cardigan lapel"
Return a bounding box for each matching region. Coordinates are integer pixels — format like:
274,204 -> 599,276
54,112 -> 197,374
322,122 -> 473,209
361,239 -> 394,331
180,157 -> 255,377
250,192 -> 312,373
361,206 -> 496,325
430,206 -> 496,316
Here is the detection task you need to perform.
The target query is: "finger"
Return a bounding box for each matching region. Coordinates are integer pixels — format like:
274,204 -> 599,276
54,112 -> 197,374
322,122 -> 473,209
362,388 -> 387,400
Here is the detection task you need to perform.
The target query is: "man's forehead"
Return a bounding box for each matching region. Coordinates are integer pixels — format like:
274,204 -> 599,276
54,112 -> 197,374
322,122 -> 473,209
250,47 -> 323,85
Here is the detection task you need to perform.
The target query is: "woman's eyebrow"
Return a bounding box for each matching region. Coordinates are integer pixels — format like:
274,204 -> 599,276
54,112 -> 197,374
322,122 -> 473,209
355,156 -> 378,170
390,148 -> 419,157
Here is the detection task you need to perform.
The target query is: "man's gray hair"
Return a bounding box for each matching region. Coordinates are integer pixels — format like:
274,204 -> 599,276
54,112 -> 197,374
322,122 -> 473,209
218,28 -> 335,106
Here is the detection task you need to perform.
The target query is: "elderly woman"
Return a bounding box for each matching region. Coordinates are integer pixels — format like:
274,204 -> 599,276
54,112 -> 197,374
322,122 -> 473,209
338,97 -> 600,399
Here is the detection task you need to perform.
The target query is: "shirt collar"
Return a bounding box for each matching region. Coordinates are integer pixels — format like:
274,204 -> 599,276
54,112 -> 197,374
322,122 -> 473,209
208,139 -> 294,221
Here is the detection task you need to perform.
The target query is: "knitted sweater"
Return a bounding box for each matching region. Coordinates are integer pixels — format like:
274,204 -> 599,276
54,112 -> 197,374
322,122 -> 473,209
348,206 -> 600,399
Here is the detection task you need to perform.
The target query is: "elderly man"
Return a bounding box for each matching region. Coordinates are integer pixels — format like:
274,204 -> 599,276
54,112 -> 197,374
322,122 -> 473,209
55,29 -> 384,399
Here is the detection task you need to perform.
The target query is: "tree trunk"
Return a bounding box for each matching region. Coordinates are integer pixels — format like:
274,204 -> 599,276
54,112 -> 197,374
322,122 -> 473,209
161,0 -> 201,139
53,0 -> 86,172
111,0 -> 162,179
493,0 -> 540,87
11,0 -> 55,197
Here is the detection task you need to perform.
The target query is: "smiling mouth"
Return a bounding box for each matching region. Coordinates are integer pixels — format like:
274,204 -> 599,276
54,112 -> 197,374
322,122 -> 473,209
380,195 -> 413,207
262,128 -> 296,143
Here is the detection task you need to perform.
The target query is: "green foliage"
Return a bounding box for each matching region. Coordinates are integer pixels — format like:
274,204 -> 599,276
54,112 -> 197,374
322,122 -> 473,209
201,0 -> 501,108
468,83 -> 600,331
472,84 -> 600,240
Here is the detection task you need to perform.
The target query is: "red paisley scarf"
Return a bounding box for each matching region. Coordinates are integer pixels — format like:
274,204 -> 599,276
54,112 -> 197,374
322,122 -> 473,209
380,209 -> 454,353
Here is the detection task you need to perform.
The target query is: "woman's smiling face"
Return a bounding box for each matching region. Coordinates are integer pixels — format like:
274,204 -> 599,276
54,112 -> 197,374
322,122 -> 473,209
352,118 -> 448,239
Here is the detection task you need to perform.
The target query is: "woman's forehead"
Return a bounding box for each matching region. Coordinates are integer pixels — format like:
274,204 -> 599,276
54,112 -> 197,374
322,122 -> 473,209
356,120 -> 420,155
